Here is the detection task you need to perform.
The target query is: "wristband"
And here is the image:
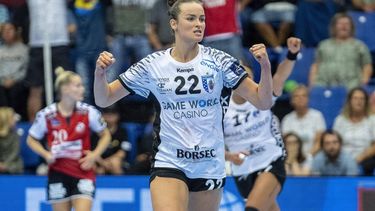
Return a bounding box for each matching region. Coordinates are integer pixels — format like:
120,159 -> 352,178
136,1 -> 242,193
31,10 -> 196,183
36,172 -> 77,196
287,50 -> 299,61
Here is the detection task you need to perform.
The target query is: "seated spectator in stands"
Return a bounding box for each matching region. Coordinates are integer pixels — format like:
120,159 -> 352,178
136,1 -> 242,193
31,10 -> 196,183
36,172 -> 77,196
147,0 -> 174,51
247,0 -> 297,52
309,13 -> 373,90
311,130 -> 359,176
282,85 -> 326,156
333,87 -> 375,164
128,115 -> 154,175
283,132 -> 310,176
294,0 -> 343,47
370,90 -> 375,116
0,107 -> 23,174
93,104 -> 131,175
0,22 -> 29,120
351,0 -> 375,12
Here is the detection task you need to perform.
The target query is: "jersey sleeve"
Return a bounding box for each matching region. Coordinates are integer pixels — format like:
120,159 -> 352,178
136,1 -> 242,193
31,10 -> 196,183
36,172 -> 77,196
118,56 -> 152,98
28,111 -> 47,140
88,106 -> 107,133
212,50 -> 247,89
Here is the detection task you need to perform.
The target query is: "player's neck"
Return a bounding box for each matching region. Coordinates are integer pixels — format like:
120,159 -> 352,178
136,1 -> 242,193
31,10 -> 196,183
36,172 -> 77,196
171,41 -> 199,63
57,100 -> 76,117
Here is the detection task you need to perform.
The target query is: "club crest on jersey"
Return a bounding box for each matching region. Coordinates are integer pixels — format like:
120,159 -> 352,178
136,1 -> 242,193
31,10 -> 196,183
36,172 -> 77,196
202,74 -> 215,93
75,122 -> 86,133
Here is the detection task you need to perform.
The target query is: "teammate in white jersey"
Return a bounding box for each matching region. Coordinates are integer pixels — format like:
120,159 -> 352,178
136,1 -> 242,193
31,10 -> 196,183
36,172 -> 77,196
93,0 -> 273,210
224,37 -> 301,211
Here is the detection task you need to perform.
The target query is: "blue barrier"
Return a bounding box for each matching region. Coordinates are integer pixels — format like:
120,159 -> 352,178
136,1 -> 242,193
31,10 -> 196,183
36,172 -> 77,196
0,176 -> 374,211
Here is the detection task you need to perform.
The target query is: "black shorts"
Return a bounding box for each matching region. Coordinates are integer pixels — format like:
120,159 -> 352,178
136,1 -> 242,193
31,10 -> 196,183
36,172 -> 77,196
25,46 -> 71,87
234,157 -> 286,198
150,167 -> 226,192
47,170 -> 96,203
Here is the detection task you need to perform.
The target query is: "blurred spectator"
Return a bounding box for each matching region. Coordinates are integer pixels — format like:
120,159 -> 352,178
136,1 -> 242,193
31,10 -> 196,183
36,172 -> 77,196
128,115 -> 154,175
351,0 -> 375,12
281,85 -> 326,156
0,22 -> 29,120
311,130 -> 359,176
309,13 -> 373,90
294,0 -> 342,47
370,90 -> 375,115
333,87 -> 375,163
106,0 -> 155,82
202,0 -> 246,62
71,0 -> 107,104
93,104 -> 131,175
147,0 -> 174,51
0,107 -> 23,174
246,0 -> 297,52
0,3 -> 9,31
283,132 -> 310,176
25,0 -> 72,121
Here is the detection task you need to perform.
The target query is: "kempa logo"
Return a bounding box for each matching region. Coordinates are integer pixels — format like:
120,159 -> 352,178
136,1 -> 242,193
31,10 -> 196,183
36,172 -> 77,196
177,67 -> 194,73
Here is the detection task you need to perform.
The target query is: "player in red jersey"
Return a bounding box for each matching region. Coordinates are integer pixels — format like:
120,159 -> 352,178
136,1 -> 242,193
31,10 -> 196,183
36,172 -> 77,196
27,67 -> 111,211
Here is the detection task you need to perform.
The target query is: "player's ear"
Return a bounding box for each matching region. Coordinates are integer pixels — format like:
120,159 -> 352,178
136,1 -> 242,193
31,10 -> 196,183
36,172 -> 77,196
170,19 -> 177,32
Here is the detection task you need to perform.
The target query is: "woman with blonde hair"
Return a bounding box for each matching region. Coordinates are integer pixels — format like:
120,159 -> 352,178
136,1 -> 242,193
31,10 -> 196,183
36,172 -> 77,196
0,106 -> 24,174
27,67 -> 111,211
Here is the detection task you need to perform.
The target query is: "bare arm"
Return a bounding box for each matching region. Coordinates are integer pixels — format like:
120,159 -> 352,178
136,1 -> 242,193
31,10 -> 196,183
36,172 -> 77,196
27,136 -> 54,163
234,44 -> 273,110
361,63 -> 373,85
79,128 -> 111,170
273,37 -> 301,96
94,51 -> 130,107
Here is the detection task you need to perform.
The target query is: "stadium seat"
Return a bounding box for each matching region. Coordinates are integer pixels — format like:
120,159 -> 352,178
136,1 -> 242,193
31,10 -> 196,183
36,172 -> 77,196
309,86 -> 347,129
16,122 -> 41,174
349,11 -> 375,52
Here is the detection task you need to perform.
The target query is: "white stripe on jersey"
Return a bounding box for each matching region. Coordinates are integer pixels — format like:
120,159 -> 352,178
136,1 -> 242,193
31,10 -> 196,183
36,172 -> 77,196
119,45 -> 247,179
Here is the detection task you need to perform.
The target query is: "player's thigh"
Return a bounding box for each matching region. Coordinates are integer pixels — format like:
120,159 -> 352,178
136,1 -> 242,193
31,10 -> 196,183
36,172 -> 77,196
246,172 -> 281,209
51,201 -> 71,211
188,188 -> 222,211
150,176 -> 189,211
71,197 -> 92,211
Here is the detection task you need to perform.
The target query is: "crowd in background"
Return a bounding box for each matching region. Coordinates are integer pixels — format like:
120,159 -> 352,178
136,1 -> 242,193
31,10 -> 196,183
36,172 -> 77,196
0,0 -> 375,176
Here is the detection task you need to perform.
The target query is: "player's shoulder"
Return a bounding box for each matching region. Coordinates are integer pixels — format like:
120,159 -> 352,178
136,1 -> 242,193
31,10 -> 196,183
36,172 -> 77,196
37,103 -> 58,119
76,102 -> 100,115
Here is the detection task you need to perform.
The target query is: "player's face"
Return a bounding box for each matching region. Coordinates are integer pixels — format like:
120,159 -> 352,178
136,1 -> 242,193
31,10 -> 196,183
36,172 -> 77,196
173,2 -> 205,43
65,76 -> 84,102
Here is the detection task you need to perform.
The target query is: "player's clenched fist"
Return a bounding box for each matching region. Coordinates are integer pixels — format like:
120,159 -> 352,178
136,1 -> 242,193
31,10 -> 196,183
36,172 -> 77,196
287,37 -> 301,54
95,51 -> 116,75
249,44 -> 269,66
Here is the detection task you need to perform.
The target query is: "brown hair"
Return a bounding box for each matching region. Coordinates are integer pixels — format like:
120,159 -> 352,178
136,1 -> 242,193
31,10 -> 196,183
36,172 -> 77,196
329,13 -> 355,38
341,87 -> 369,118
320,129 -> 343,147
283,132 -> 306,164
167,0 -> 202,20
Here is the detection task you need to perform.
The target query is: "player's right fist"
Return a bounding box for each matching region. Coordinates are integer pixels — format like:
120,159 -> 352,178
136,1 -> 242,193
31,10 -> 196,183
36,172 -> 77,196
95,51 -> 116,75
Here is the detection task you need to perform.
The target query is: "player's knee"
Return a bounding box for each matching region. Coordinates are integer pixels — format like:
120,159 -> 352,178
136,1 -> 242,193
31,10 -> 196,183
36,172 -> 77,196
245,206 -> 259,211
